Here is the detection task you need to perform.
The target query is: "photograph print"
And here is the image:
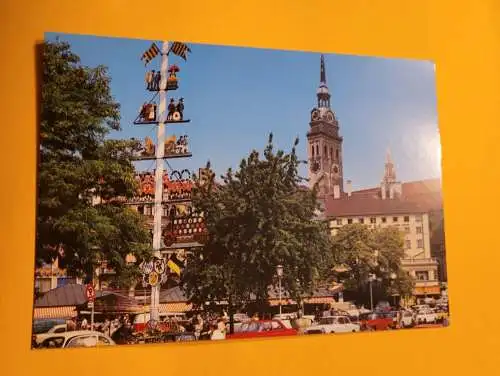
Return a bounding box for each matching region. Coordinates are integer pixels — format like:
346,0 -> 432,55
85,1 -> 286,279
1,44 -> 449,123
33,32 -> 449,350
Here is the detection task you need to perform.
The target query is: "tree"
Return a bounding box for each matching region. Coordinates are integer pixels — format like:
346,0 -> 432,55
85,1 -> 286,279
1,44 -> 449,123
181,134 -> 333,329
37,39 -> 152,284
330,224 -> 414,307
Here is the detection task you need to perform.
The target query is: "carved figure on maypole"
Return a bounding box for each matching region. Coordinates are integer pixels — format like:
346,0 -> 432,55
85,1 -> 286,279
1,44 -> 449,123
167,97 -> 185,122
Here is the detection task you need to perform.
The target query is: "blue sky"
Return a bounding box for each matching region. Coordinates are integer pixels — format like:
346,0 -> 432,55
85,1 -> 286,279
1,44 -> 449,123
46,33 -> 440,190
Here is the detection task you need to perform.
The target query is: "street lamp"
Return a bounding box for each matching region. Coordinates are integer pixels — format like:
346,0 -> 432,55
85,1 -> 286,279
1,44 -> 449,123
390,273 -> 397,307
368,273 -> 376,311
276,265 -> 284,316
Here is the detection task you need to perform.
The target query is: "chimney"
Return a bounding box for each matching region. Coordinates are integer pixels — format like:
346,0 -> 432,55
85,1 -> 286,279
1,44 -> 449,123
346,179 -> 352,197
333,184 -> 340,199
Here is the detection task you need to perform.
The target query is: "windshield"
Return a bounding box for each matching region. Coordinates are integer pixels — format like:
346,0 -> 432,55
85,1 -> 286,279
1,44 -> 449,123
319,317 -> 336,325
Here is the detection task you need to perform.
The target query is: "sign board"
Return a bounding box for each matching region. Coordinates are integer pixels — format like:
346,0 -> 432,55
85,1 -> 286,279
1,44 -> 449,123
86,284 -> 96,302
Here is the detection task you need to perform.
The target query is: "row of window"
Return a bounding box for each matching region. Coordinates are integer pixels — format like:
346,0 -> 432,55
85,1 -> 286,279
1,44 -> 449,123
311,144 -> 340,160
406,239 -> 425,249
333,215 -> 423,226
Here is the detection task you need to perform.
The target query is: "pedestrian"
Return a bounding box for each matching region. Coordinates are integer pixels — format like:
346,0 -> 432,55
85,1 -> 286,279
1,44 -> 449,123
67,317 -> 76,332
81,317 -> 88,330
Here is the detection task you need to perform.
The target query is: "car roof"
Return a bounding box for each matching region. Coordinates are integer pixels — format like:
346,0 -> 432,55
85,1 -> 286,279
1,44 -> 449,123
42,330 -> 108,340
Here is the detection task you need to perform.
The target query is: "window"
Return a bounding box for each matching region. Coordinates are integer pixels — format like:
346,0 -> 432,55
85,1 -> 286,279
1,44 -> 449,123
416,226 -> 423,234
415,215 -> 423,222
316,145 -> 319,156
66,335 -> 98,348
336,219 -> 342,225
393,216 -> 398,222
404,226 -> 410,233
335,149 -> 339,159
311,145 -> 315,157
41,337 -> 65,349
145,205 -> 153,216
98,336 -> 111,345
324,145 -> 327,156
404,216 -> 410,222
330,148 -> 333,158
370,217 -> 376,224
417,239 -> 424,248
137,205 -> 144,214
347,218 -> 353,224
405,240 -> 411,249
261,322 -> 273,332
381,217 -> 387,223
416,271 -> 429,281
359,218 -> 364,224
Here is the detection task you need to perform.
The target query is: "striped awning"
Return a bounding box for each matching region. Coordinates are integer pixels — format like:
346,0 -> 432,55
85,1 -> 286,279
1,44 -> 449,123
158,302 -> 192,313
34,306 -> 77,319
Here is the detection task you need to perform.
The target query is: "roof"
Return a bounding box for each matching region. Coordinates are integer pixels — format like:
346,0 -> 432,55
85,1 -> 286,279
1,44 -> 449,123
325,196 -> 426,217
35,284 -> 87,307
325,178 -> 443,217
83,292 -> 142,313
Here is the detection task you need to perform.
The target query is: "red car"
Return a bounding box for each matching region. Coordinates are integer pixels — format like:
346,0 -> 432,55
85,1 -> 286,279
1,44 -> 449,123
226,320 -> 297,340
359,312 -> 394,331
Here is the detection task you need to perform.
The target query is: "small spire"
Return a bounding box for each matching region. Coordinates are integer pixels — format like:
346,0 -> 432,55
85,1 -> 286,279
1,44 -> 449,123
386,147 -> 393,164
320,54 -> 326,84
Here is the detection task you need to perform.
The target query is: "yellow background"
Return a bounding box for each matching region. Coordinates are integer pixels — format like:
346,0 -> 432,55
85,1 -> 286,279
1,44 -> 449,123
1,0 -> 499,375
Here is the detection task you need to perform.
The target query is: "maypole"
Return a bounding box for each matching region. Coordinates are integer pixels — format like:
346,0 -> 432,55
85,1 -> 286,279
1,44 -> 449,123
150,41 -> 169,322
132,40 -> 195,329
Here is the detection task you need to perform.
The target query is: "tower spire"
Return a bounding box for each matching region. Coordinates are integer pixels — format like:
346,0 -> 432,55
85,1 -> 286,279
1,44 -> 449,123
320,54 -> 326,84
384,147 -> 396,182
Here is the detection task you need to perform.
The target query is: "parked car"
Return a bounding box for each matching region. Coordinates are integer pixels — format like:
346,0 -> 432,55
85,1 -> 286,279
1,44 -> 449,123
33,319 -> 67,335
35,330 -> 115,349
415,309 -> 437,324
359,312 -> 394,331
400,311 -> 415,328
273,313 -> 298,321
226,320 -> 297,340
305,316 -> 360,334
34,324 -> 68,345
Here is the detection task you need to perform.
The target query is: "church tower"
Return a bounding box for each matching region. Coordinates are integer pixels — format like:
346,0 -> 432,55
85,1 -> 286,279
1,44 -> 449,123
307,54 -> 344,198
380,148 -> 402,199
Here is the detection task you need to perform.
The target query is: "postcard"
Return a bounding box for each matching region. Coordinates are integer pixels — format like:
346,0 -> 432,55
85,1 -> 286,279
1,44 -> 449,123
33,33 -> 448,349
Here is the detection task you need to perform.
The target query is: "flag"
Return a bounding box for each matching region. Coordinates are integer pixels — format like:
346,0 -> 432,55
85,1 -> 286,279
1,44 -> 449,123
141,43 -> 160,66
167,259 -> 181,276
169,41 -> 191,60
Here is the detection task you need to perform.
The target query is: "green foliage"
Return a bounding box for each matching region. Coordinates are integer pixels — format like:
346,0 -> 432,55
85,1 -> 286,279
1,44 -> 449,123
181,134 -> 333,312
331,224 -> 414,303
37,40 -> 152,283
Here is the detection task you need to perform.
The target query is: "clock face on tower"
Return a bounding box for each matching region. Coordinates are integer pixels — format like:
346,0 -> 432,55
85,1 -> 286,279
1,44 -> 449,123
311,109 -> 320,121
311,160 -> 320,173
324,110 -> 334,123
332,164 -> 339,175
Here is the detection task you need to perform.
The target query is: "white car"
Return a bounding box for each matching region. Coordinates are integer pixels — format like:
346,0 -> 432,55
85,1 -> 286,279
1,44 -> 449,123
415,309 -> 437,324
400,311 -> 415,328
35,330 -> 115,349
34,324 -> 68,345
305,316 -> 360,334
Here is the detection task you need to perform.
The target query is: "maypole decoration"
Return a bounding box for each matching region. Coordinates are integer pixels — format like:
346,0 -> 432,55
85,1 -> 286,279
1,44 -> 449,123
132,40 -> 194,322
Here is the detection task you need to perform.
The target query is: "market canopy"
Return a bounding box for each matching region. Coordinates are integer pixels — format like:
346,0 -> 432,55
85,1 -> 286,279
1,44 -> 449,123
78,291 -> 143,314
